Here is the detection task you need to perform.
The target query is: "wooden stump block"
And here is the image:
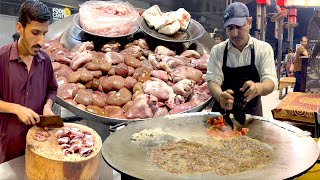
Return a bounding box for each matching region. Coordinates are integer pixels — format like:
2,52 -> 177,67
25,123 -> 102,180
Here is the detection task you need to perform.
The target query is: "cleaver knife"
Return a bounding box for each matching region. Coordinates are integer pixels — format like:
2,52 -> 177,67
37,115 -> 64,128
232,86 -> 250,126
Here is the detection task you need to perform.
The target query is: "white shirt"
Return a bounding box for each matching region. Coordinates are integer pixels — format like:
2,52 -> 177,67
206,36 -> 278,90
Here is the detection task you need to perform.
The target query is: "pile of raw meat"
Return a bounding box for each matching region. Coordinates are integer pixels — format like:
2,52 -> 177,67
44,38 -> 211,120
55,127 -> 95,157
79,1 -> 139,36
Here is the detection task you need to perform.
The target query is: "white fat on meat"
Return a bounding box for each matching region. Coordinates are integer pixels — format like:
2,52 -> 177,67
154,11 -> 177,30
176,8 -> 191,30
158,20 -> 180,35
142,5 -> 163,28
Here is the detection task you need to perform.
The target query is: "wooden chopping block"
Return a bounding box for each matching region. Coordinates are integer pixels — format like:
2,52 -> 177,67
25,123 -> 102,180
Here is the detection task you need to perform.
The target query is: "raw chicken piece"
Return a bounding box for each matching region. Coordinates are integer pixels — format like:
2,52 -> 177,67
149,78 -> 176,109
153,107 -> 169,118
171,66 -> 203,83
104,52 -> 125,65
171,79 -> 194,99
70,51 -> 94,70
143,80 -> 170,102
154,46 -> 176,56
126,94 -> 158,119
101,42 -> 121,52
180,50 -> 201,59
71,41 -> 94,55
194,82 -> 210,95
191,58 -> 207,73
160,56 -> 186,73
169,101 -> 197,114
151,70 -> 169,82
188,92 -> 211,104
133,39 -> 149,50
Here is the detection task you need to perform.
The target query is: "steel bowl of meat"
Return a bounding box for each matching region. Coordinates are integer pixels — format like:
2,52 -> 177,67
75,1 -> 140,38
138,5 -> 205,43
44,4 -> 214,125
101,112 -> 320,179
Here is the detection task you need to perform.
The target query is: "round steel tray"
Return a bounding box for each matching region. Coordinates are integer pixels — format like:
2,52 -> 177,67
138,16 -> 205,43
73,13 -> 139,38
50,13 -> 215,126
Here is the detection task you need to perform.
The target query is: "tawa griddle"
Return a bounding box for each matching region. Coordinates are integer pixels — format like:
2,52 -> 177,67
102,112 -> 319,179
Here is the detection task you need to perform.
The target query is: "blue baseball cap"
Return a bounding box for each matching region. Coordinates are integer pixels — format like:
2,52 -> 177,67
223,2 -> 249,28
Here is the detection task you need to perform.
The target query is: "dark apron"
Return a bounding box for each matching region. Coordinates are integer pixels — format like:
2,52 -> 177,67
213,43 -> 263,116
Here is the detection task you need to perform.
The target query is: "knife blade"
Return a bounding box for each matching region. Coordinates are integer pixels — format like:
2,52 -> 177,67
233,86 -> 250,126
37,115 -> 64,128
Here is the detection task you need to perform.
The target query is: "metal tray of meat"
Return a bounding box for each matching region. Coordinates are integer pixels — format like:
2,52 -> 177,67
73,13 -> 139,38
102,112 -> 319,179
137,16 -> 205,43
48,14 -> 215,126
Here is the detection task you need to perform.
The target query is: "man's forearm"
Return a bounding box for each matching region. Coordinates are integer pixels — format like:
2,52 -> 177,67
257,80 -> 275,96
0,100 -> 20,114
207,81 -> 223,102
44,99 -> 53,109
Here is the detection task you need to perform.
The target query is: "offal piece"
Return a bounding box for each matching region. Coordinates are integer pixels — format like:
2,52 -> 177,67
33,129 -> 50,142
55,127 -> 95,157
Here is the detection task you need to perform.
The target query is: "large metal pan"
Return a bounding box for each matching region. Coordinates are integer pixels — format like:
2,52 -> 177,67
50,13 -> 215,125
102,112 -> 319,179
56,97 -> 212,126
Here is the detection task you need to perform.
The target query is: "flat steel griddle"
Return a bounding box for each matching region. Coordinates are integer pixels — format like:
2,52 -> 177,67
102,112 -> 319,179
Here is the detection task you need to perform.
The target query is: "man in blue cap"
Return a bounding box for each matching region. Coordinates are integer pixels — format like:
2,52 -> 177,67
206,2 -> 277,116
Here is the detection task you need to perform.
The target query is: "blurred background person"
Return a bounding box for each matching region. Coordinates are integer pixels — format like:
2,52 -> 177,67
293,36 -> 308,92
213,34 -> 222,44
284,48 -> 294,77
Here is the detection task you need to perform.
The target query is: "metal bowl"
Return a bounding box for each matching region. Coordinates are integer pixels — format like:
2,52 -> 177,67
73,13 -> 139,38
138,16 -> 205,43
53,13 -> 214,126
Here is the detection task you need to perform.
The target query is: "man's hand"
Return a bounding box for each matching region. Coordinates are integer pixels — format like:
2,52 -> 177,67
219,89 -> 234,111
241,81 -> 262,102
15,105 -> 40,125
